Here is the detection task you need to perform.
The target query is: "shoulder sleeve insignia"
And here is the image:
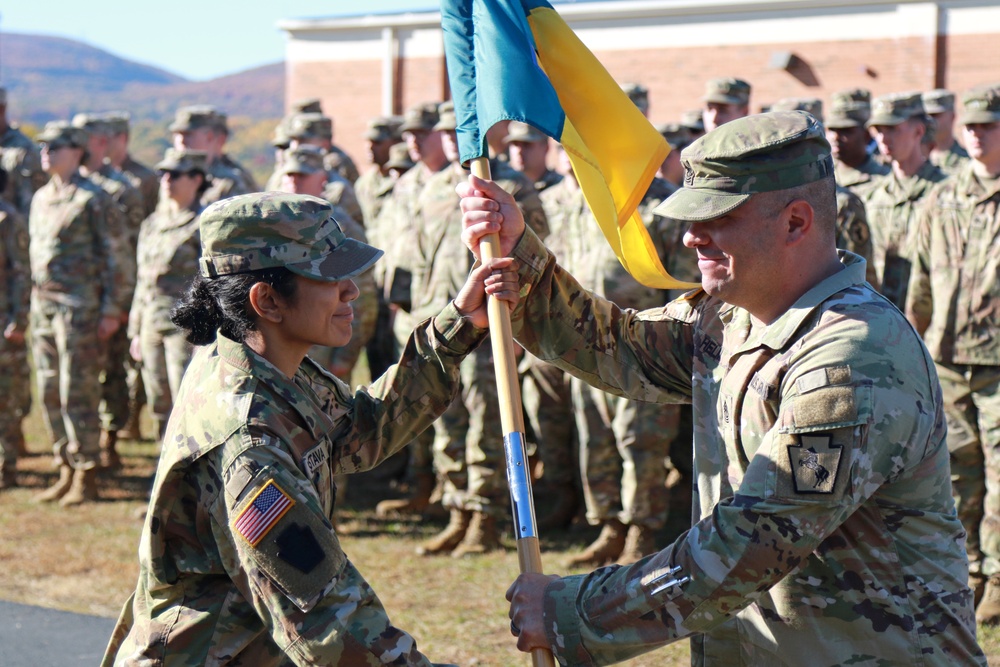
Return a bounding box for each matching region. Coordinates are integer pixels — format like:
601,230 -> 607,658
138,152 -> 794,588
787,433 -> 842,494
233,479 -> 295,546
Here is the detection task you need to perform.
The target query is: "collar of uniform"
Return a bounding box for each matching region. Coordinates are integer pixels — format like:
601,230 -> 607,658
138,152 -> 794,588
731,251 -> 868,354
962,163 -> 1000,203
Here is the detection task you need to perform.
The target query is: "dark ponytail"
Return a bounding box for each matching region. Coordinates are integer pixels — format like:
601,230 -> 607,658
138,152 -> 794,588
171,267 -> 298,345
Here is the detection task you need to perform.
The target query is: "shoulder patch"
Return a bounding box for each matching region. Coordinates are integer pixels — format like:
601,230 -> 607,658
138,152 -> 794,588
787,433 -> 843,494
233,479 -> 295,547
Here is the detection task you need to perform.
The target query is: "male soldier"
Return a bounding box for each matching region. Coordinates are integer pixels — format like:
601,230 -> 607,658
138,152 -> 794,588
104,111 -> 159,218
370,102 -> 449,518
169,105 -> 256,206
0,169 -> 30,489
0,86 -> 45,216
407,101 -> 548,557
923,89 -> 971,175
863,92 -> 948,311
505,121 -> 561,192
30,122 -> 122,506
283,113 -> 364,224
655,123 -> 693,186
384,142 -> 415,179
72,113 -> 143,467
284,109 -> 360,184
621,83 -> 649,118
679,109 -> 705,140
462,110 -> 985,666
702,77 -> 751,132
908,85 -> 1000,625
825,88 -> 889,194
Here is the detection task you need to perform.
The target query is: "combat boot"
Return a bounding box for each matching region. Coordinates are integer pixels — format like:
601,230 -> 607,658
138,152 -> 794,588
376,472 -> 435,517
416,509 -> 471,556
99,430 -> 121,469
59,467 -> 98,506
451,512 -> 503,558
970,572 -> 987,608
0,463 -> 16,490
565,518 -> 627,568
13,425 -> 29,457
34,464 -> 74,503
617,523 -> 658,565
117,401 -> 142,440
976,575 -> 1000,626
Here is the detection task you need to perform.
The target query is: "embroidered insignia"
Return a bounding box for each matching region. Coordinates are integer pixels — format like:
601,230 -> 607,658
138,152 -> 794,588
234,480 -> 295,546
787,433 -> 842,494
301,444 -> 329,478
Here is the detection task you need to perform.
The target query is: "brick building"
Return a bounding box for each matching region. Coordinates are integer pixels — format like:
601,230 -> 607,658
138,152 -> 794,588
279,0 -> 1000,171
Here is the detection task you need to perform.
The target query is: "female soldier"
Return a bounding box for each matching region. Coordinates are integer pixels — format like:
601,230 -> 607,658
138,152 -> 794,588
127,148 -> 209,445
103,192 -> 518,666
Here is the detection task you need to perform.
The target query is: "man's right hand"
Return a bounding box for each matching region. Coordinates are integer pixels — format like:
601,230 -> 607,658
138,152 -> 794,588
458,174 -> 526,261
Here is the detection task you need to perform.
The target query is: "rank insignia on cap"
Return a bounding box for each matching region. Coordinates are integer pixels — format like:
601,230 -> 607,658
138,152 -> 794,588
788,433 -> 842,494
234,480 -> 295,546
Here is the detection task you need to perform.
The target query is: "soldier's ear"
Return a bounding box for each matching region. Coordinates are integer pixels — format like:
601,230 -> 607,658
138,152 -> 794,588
783,199 -> 814,245
248,282 -> 284,323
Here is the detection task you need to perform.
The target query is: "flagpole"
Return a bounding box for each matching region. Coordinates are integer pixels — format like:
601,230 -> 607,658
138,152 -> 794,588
470,156 -> 555,667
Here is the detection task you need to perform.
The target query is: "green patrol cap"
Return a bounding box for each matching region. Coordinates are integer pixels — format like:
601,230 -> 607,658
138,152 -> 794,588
37,121 -> 89,149
364,116 -> 398,142
170,105 -> 228,133
621,82 -> 649,112
102,111 -> 130,135
867,92 -> 926,127
922,89 -> 956,114
399,102 -> 440,133
432,101 -> 456,132
287,113 -> 333,141
770,97 -> 823,122
680,109 -> 705,132
198,192 -> 382,282
280,145 -> 326,175
384,142 -> 415,170
156,148 -> 209,173
71,112 -> 113,135
653,110 -> 834,222
504,120 -> 546,144
703,78 -> 751,106
271,119 -> 291,148
654,122 -> 693,149
291,98 -> 323,114
959,86 -> 1000,125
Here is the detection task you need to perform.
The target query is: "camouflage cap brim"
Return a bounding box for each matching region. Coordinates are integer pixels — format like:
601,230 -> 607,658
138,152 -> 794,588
653,188 -> 751,223
703,92 -> 747,106
286,235 -> 383,282
866,111 -> 909,127
824,115 -> 865,129
960,109 -> 1000,125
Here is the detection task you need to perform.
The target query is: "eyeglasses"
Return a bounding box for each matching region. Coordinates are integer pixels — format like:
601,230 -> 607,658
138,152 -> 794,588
161,170 -> 193,179
42,142 -> 72,152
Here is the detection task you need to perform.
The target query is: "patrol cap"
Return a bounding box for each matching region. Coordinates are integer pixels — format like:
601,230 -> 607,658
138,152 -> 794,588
503,121 -> 546,144
654,122 -> 693,149
653,111 -> 834,222
621,82 -> 649,112
156,148 -> 209,174
384,142 -> 416,170
959,86 -> 1000,125
198,192 -> 382,282
36,121 -> 89,149
703,78 -> 751,106
825,89 -> 871,129
280,145 -> 326,175
770,97 -> 823,122
287,113 -> 333,141
680,109 -> 705,132
922,89 -> 956,114
399,102 -> 440,133
271,119 -> 291,148
103,111 -> 131,135
364,116 -> 398,142
169,105 -> 228,133
867,92 -> 926,127
432,101 -> 456,132
71,112 -> 113,135
291,98 -> 323,114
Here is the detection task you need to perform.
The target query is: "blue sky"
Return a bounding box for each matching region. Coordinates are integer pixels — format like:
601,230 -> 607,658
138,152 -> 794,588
1,1 -> 436,81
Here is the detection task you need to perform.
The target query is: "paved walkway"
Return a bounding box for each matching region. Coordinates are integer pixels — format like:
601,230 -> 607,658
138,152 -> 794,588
0,600 -> 116,666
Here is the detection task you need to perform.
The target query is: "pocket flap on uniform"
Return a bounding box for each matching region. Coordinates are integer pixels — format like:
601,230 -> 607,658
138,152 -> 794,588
780,378 -> 872,434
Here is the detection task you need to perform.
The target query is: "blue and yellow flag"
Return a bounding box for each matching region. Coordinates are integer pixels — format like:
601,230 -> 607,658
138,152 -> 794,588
441,0 -> 692,289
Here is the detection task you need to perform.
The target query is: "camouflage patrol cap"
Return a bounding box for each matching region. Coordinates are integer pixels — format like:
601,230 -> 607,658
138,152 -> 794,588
959,85 -> 1000,125
399,102 -> 440,133
922,89 -> 956,114
680,109 -> 705,132
770,97 -> 824,122
291,98 -> 323,114
280,145 -> 326,175
271,119 -> 291,148
503,121 -> 546,144
102,111 -> 131,135
169,105 -> 228,133
703,78 -> 751,106
825,89 -> 871,129
653,111 -> 834,222
433,101 -> 457,132
364,116 -> 398,142
156,148 -> 209,174
287,113 -> 333,141
384,142 -> 416,170
71,112 -> 113,135
621,82 -> 649,112
198,192 -> 381,282
867,92 -> 926,127
36,121 -> 89,149
654,122 -> 693,149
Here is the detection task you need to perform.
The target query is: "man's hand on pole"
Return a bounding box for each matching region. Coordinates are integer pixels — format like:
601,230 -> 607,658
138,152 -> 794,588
458,174 -> 527,261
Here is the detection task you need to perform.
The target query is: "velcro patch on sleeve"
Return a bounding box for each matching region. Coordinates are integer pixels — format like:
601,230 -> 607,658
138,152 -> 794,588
233,479 -> 295,547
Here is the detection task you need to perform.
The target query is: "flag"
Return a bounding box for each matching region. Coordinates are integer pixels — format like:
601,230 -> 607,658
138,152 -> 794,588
441,0 -> 695,289
234,480 -> 295,547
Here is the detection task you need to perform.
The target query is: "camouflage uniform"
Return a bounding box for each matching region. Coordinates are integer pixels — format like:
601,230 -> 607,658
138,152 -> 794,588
907,87 -> 1000,602
324,145 -> 360,184
169,106 -> 255,207
923,89 -> 971,176
501,112 -> 983,665
103,193 -> 478,666
0,198 -> 30,482
835,185 -> 878,287
0,119 -> 45,216
29,126 -> 121,470
826,89 -> 890,196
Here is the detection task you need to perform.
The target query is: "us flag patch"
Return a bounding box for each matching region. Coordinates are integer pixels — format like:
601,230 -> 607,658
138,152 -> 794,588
234,480 -> 295,547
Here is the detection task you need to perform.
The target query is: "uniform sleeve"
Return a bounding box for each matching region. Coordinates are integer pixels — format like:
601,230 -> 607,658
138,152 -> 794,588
88,192 -> 122,319
212,444 -> 431,666
2,207 -> 31,329
127,216 -> 154,339
508,226 -> 694,403
836,188 -> 879,289
906,204 -> 934,336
